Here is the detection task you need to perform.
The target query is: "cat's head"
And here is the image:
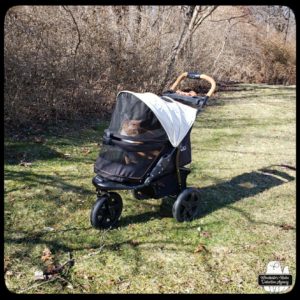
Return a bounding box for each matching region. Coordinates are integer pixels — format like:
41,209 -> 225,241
120,119 -> 143,136
127,120 -> 142,129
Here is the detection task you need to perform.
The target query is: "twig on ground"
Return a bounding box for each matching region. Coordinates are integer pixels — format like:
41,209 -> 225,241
19,276 -> 57,293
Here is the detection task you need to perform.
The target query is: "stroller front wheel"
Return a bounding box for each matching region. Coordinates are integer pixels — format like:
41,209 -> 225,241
90,192 -> 123,229
172,188 -> 201,222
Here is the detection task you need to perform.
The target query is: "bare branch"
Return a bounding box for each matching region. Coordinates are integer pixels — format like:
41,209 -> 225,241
62,6 -> 81,80
209,13 -> 249,23
192,6 -> 218,34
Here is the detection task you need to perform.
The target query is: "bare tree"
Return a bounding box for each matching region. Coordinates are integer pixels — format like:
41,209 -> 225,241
4,5 -> 296,131
159,5 -> 218,90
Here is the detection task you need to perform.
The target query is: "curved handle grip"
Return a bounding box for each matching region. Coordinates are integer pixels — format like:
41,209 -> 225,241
170,72 -> 188,91
170,72 -> 216,97
200,74 -> 216,97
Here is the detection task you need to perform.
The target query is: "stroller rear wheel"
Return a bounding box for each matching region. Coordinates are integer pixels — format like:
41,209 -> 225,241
172,188 -> 201,222
90,192 -> 123,229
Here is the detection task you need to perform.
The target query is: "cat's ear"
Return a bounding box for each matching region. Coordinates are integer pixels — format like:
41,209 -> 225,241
122,118 -> 129,125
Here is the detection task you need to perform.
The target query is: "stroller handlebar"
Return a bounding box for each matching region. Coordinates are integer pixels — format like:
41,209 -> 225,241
170,72 -> 216,98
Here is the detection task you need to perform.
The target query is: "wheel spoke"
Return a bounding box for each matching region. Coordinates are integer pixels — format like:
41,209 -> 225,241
97,206 -> 106,221
183,208 -> 193,220
96,201 -> 112,225
186,207 -> 195,216
190,192 -> 197,202
180,203 -> 193,220
107,199 -> 120,219
181,198 -> 191,209
109,198 -> 120,210
107,206 -> 116,219
178,191 -> 201,221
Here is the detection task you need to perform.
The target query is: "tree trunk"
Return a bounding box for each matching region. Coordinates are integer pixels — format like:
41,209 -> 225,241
159,6 -> 217,91
159,20 -> 192,91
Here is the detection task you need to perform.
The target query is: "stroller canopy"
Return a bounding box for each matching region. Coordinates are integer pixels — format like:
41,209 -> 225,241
115,91 -> 198,147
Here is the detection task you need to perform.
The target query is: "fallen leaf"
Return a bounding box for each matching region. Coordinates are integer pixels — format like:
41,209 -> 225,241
43,227 -> 55,232
118,280 -> 131,290
238,182 -> 256,189
280,224 -> 295,230
274,253 -> 286,261
221,277 -> 231,283
244,244 -> 256,250
237,278 -> 244,284
41,247 -> 53,262
19,161 -> 32,167
6,270 -> 14,277
46,263 -> 56,273
4,256 -> 11,273
33,136 -> 45,143
194,244 -> 208,253
107,279 -> 116,285
82,147 -> 91,155
130,240 -> 139,246
213,246 -> 231,255
201,231 -> 211,238
34,270 -> 45,281
16,272 -> 24,279
82,284 -> 90,291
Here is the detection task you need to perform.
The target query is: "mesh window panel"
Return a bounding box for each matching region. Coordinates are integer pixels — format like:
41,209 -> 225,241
109,92 -> 168,142
95,144 -> 165,183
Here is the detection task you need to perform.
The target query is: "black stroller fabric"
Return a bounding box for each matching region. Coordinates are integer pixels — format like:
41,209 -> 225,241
94,92 -> 192,183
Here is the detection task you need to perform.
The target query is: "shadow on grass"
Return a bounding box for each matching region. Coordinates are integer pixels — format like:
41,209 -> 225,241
4,169 -> 94,195
5,226 -> 94,253
120,165 -> 295,227
4,165 -> 295,256
4,143 -> 63,165
195,165 -> 295,219
4,122 -> 107,165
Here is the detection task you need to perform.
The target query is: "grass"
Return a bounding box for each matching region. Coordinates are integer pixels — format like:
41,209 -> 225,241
4,84 -> 296,293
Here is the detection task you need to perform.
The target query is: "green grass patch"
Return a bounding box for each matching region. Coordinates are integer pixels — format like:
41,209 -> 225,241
4,84 -> 296,293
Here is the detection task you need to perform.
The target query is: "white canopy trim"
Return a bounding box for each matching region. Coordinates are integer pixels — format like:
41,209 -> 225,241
117,91 -> 198,147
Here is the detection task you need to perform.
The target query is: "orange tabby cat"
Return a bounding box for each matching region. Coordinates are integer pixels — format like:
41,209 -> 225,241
119,119 -> 159,164
176,89 -> 197,97
120,119 -> 145,137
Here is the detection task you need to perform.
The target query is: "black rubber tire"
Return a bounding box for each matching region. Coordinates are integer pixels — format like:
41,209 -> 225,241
90,192 -> 123,229
172,188 -> 202,222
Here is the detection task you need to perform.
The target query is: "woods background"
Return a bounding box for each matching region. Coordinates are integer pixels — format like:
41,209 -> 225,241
4,5 -> 296,130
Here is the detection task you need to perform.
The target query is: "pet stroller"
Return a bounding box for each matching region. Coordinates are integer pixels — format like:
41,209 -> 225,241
91,72 -> 216,229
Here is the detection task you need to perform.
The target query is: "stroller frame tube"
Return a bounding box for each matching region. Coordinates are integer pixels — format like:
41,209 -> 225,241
175,145 -> 182,190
